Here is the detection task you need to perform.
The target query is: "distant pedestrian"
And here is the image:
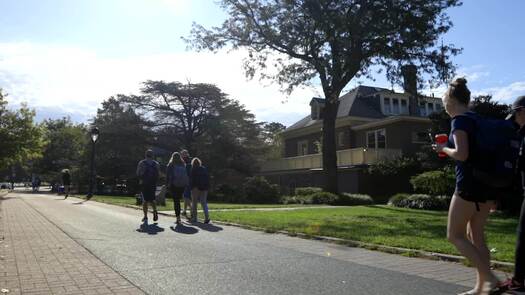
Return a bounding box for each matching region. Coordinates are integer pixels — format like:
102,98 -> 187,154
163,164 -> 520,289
166,152 -> 189,225
499,95 -> 525,293
190,157 -> 210,223
136,149 -> 160,223
180,149 -> 193,217
62,169 -> 71,199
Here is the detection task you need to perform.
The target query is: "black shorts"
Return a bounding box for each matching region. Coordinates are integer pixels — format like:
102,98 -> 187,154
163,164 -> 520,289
455,180 -> 503,203
142,184 -> 156,202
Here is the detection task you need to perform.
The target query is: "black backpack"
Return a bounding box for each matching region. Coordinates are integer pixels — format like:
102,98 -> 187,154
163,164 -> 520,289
142,161 -> 159,184
463,112 -> 521,188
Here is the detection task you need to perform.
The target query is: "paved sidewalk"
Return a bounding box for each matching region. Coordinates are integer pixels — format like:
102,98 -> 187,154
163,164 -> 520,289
0,195 -> 145,295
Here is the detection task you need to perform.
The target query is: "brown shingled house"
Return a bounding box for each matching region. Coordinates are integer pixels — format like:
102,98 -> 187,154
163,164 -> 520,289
260,69 -> 443,195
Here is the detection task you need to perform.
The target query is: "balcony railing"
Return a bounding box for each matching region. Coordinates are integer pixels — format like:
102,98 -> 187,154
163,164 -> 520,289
260,148 -> 402,172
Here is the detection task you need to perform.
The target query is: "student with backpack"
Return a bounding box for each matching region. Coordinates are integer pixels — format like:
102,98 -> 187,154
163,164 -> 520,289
433,78 -> 503,295
136,149 -> 160,223
499,95 -> 525,294
189,157 -> 210,223
166,152 -> 189,225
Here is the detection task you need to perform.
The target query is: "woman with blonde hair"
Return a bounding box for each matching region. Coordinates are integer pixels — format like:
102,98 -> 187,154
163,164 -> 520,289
434,78 -> 502,294
189,157 -> 210,223
166,152 -> 189,224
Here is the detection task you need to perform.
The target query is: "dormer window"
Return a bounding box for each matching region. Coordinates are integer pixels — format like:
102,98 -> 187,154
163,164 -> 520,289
309,98 -> 325,120
382,96 -> 408,115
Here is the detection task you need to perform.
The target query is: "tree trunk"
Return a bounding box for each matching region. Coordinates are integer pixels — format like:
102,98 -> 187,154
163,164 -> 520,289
322,98 -> 339,194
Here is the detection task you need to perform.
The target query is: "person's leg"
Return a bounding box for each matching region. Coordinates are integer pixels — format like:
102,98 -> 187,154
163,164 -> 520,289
142,198 -> 148,221
467,201 -> 497,292
514,197 -> 525,284
200,190 -> 209,221
447,195 -> 497,291
191,188 -> 198,222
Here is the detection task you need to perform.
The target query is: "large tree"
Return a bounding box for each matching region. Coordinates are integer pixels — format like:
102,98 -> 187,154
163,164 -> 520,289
33,118 -> 87,183
92,97 -> 152,186
186,0 -> 461,193
122,81 -> 229,153
0,89 -> 46,170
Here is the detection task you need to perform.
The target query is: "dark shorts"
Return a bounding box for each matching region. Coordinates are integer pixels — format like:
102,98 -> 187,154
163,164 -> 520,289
455,180 -> 503,203
142,184 -> 156,202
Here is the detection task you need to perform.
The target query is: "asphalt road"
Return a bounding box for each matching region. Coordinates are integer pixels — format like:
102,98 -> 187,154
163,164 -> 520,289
18,193 -> 468,295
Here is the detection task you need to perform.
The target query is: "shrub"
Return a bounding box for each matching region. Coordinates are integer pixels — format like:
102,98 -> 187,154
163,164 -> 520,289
335,193 -> 374,206
410,169 -> 455,196
242,176 -> 280,203
367,156 -> 420,176
280,195 -> 313,205
388,194 -> 450,211
309,191 -> 338,204
295,187 -> 322,196
211,183 -> 245,203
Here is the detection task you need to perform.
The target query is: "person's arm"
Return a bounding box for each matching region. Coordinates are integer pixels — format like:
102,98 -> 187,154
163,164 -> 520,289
435,130 -> 469,162
136,161 -> 143,177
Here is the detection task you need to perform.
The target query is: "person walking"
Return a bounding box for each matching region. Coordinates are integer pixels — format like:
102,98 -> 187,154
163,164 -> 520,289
189,157 -> 210,223
62,169 -> 71,199
136,149 -> 160,223
166,152 -> 189,225
499,95 -> 525,294
433,78 -> 501,295
180,149 -> 193,217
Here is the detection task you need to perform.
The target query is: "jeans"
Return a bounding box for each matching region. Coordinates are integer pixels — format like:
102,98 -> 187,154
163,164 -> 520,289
191,188 -> 209,222
169,185 -> 185,217
515,196 -> 525,283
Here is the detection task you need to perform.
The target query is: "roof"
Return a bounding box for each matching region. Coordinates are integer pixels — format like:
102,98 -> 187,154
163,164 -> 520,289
285,86 -> 390,132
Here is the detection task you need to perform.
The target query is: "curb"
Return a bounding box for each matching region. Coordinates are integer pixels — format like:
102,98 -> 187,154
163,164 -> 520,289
86,198 -> 515,272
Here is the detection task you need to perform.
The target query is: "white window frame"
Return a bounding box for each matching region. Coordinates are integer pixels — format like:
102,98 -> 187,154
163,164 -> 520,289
382,96 -> 409,115
297,140 -> 308,156
366,129 -> 387,149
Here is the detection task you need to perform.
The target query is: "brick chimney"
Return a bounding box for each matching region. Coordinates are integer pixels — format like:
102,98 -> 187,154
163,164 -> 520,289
401,65 -> 418,116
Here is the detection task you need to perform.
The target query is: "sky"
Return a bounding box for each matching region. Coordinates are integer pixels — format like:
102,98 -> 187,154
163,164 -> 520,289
0,0 -> 524,126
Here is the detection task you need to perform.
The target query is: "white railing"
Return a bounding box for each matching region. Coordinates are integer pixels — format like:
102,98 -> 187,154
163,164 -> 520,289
261,148 -> 402,172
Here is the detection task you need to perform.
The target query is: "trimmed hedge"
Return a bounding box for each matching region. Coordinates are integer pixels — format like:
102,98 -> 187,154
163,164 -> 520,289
388,193 -> 451,211
281,195 -> 313,205
295,187 -> 322,196
310,192 -> 338,204
410,170 -> 455,196
336,193 -> 374,206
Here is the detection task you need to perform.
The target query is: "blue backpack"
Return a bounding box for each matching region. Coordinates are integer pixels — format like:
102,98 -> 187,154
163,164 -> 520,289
463,112 -> 521,188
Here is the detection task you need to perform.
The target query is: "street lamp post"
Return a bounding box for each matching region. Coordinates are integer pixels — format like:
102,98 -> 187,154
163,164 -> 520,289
86,127 -> 99,200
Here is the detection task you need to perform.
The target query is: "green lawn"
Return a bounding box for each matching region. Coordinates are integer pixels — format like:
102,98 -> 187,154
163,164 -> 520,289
206,205 -> 518,262
75,194 -> 313,211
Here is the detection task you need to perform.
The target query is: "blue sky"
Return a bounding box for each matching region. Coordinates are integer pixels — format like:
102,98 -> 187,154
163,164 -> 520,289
0,0 -> 524,126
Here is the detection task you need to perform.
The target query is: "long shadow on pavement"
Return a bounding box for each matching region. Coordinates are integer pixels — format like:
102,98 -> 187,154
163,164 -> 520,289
193,222 -> 223,233
136,223 -> 165,235
170,223 -> 198,234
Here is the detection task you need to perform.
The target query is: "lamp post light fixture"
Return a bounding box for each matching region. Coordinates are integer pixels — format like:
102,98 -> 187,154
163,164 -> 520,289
86,127 -> 99,200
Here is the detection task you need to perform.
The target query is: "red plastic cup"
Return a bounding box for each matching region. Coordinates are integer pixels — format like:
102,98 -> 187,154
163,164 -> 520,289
435,134 -> 448,158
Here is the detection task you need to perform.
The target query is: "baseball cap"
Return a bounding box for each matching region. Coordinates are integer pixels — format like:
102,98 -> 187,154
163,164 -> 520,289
506,95 -> 525,120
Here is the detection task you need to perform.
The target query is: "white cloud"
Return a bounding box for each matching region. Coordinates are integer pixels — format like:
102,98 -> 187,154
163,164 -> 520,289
0,42 -> 319,126
479,81 -> 525,104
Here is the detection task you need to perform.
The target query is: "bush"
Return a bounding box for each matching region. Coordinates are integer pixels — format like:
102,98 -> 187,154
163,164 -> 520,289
388,194 -> 451,211
309,191 -> 338,204
295,187 -> 322,196
335,193 -> 374,206
211,183 -> 245,203
367,156 -> 420,176
280,195 -> 313,205
242,176 -> 280,203
410,169 -> 455,196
